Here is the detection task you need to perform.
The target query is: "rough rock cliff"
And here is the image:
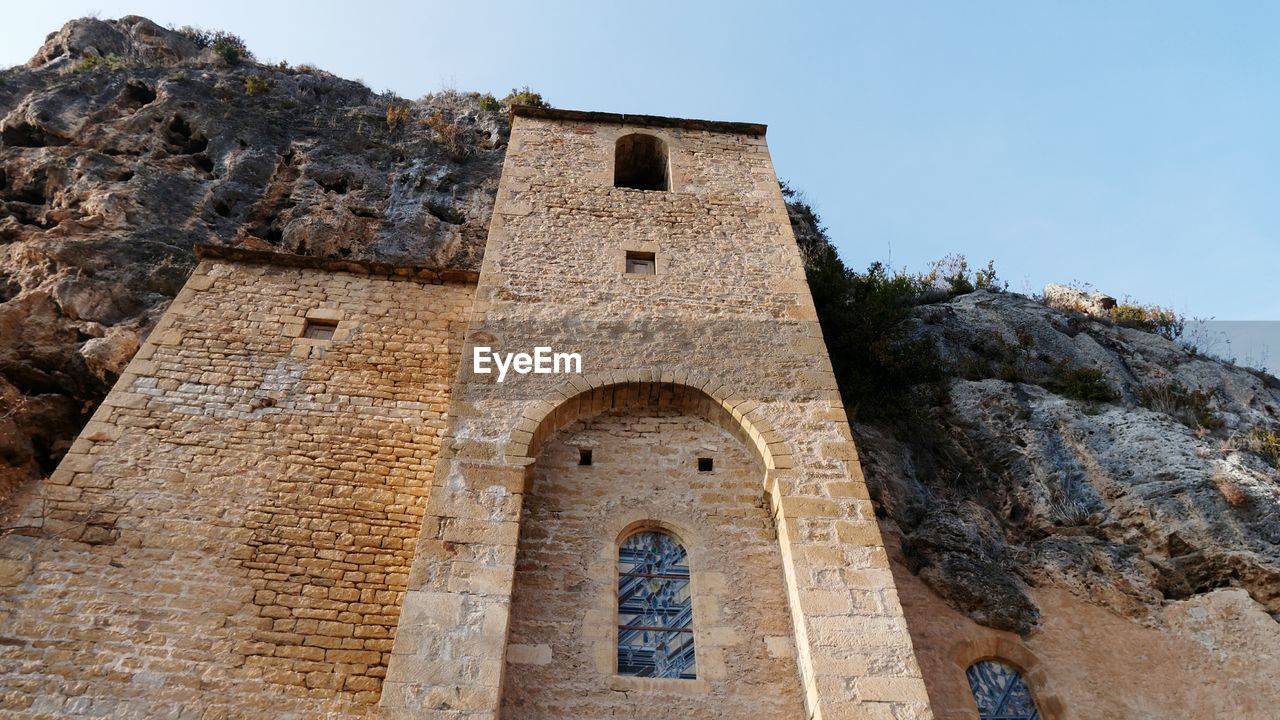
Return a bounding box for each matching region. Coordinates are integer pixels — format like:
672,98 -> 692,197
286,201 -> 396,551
858,291 -> 1280,633
0,17 -> 504,501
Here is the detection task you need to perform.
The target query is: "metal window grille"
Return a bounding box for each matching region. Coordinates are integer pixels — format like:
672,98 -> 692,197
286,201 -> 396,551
617,531 -> 696,679
966,660 -> 1041,720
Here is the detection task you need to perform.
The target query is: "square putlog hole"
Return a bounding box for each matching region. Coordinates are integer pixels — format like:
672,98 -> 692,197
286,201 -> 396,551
697,457 -> 713,472
625,251 -> 656,275
301,318 -> 338,340
579,448 -> 593,466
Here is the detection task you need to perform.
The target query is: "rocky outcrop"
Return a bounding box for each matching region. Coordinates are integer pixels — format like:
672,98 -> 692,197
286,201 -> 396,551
1042,282 -> 1117,318
0,16 -> 507,502
856,289 -> 1280,633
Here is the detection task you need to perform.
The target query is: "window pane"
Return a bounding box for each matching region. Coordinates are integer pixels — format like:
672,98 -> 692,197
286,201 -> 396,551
618,531 -> 696,679
966,660 -> 1040,720
618,628 -> 695,679
625,257 -> 655,275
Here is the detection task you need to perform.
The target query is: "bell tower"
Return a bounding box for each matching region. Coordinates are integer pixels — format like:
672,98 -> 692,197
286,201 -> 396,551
380,107 -> 935,719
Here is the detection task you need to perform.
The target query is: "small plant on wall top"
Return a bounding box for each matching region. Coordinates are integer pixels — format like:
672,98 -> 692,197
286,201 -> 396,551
502,86 -> 550,109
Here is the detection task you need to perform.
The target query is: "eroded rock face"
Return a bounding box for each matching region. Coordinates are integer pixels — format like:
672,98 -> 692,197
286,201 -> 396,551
25,16 -> 203,71
0,16 -> 506,502
855,290 -> 1280,633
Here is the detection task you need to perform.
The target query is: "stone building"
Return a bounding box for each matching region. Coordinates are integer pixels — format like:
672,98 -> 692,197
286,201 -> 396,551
0,106 -> 1109,719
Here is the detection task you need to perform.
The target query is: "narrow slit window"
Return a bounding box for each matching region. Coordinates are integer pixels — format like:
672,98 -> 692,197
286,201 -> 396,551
697,457 -> 713,472
617,531 -> 695,679
614,133 -> 669,191
625,251 -> 655,275
579,448 -> 593,466
302,318 -> 337,340
966,660 -> 1042,720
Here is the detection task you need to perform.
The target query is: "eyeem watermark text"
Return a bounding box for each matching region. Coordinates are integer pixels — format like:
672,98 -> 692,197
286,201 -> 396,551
473,346 -> 582,382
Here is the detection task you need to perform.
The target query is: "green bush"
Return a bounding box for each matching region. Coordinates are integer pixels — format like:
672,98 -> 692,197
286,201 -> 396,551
786,186 -> 944,419
502,86 -> 549,109
73,53 -> 125,72
172,25 -> 213,47
1047,361 -> 1118,404
1245,428 -> 1280,468
173,25 -> 253,64
785,184 -> 1018,420
213,34 -> 251,64
478,93 -> 501,112
1137,383 -> 1222,431
244,75 -> 271,96
1111,301 -> 1184,341
919,254 -> 1004,299
820,261 -> 945,420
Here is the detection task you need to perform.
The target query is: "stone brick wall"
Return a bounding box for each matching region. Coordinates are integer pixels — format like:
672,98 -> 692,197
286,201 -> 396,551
382,109 -> 934,719
0,259 -> 472,716
502,409 -> 806,718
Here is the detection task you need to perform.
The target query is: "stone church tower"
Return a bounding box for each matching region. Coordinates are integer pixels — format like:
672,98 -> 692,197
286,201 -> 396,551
380,107 -> 932,718
0,108 -> 933,718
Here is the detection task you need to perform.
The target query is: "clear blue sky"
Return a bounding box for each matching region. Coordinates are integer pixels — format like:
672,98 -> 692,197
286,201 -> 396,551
3,1 -> 1277,322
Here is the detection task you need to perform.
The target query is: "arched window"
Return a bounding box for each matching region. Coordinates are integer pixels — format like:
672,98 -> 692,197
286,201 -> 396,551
966,660 -> 1041,720
617,530 -> 695,678
614,134 -> 669,191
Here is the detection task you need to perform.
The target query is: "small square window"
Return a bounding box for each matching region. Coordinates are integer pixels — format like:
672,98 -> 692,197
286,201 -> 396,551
579,448 -> 593,466
302,319 -> 337,340
625,251 -> 656,275
697,457 -> 713,472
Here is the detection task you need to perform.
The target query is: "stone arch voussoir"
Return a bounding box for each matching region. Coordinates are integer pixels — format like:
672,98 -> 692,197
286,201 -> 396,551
949,637 -> 1065,720
506,372 -> 791,471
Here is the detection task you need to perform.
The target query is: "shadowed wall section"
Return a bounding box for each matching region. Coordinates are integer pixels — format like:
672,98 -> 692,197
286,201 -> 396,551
502,407 -> 806,717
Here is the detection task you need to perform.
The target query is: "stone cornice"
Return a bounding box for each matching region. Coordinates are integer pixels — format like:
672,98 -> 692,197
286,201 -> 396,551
511,105 -> 767,136
193,244 -> 480,284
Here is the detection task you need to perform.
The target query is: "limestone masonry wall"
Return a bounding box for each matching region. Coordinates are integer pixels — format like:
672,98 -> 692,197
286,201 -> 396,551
501,409 -> 806,718
0,260 -> 472,717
